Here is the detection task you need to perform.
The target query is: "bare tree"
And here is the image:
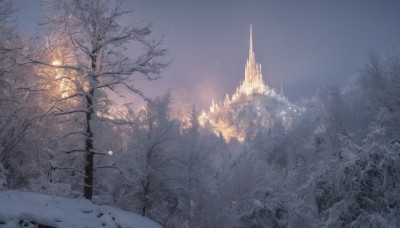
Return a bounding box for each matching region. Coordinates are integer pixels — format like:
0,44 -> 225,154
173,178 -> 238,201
39,0 -> 168,200
0,0 -> 17,168
361,50 -> 400,113
317,86 -> 347,158
173,106 -> 220,227
360,50 -> 400,141
114,93 -> 177,220
0,0 -> 39,179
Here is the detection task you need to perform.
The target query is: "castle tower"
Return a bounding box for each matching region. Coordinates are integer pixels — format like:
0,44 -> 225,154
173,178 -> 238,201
240,24 -> 267,95
199,24 -> 295,142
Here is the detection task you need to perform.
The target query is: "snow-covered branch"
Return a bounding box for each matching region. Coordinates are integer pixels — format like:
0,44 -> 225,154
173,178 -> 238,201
54,109 -> 89,116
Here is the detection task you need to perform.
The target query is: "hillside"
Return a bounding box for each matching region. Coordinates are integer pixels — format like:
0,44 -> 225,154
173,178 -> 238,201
0,191 -> 161,228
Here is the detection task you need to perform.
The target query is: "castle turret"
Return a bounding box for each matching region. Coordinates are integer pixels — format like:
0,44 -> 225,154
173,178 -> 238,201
240,24 -> 267,95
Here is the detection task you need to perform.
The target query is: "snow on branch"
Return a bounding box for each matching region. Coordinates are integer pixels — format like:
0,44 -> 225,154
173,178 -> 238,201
95,116 -> 135,126
55,166 -> 84,173
61,149 -> 85,154
21,58 -> 81,71
95,159 -> 118,170
54,109 -> 89,116
60,131 -> 87,139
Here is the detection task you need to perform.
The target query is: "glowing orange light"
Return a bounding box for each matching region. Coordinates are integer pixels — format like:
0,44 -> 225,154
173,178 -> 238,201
52,60 -> 68,98
52,60 -> 62,66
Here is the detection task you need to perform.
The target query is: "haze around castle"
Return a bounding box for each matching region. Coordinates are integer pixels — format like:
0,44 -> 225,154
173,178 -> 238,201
16,0 -> 400,110
2,1 -> 400,227
200,25 -> 300,142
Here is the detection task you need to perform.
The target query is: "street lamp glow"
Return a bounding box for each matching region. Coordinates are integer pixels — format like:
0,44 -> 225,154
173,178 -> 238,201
52,60 -> 62,66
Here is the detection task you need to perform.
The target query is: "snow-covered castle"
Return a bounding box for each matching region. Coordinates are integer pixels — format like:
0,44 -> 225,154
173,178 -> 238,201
200,25 -> 299,142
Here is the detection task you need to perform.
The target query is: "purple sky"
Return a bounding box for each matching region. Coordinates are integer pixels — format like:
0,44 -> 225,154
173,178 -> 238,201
16,0 -> 400,109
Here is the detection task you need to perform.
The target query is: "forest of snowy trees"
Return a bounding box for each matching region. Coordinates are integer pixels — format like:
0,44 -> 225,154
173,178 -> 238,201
1,0 -> 400,227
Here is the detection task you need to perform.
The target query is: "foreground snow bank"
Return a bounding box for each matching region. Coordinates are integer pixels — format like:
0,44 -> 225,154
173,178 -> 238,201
0,190 -> 161,228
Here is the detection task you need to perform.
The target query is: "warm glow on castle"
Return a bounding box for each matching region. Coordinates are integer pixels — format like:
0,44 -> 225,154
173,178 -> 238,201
209,24 -> 272,111
199,25 -> 297,142
234,24 -> 267,98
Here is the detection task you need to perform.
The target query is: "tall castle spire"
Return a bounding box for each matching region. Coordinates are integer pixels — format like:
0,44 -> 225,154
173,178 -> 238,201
246,23 -> 256,83
239,24 -> 266,96
249,23 -> 253,62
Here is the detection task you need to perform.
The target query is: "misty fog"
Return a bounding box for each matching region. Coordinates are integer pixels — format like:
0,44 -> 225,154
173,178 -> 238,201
1,0 -> 400,227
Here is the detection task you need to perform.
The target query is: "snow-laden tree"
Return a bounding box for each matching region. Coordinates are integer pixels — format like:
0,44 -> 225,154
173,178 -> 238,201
38,0 -> 168,200
315,138 -> 400,227
0,0 -> 50,190
0,0 -> 19,173
170,106 -> 219,227
317,86 -> 348,158
360,51 -> 400,142
111,93 -> 178,225
131,93 -> 177,219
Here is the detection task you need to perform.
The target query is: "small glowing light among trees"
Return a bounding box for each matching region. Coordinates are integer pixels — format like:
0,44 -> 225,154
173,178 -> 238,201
52,60 -> 61,66
51,59 -> 68,98
108,150 -> 113,156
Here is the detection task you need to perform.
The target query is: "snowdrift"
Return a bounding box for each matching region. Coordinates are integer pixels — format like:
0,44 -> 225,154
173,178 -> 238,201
0,190 -> 161,228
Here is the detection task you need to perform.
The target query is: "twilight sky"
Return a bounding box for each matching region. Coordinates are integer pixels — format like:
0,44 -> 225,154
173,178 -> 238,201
16,0 -> 400,109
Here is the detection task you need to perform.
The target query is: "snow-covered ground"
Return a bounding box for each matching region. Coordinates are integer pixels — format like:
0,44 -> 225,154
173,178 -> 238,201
0,190 -> 161,228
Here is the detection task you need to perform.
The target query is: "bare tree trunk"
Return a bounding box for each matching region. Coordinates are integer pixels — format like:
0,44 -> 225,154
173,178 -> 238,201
84,92 -> 94,200
84,54 -> 96,200
141,176 -> 150,216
